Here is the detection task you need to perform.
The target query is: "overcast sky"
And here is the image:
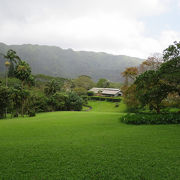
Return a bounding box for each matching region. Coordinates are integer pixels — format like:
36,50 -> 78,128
0,0 -> 180,58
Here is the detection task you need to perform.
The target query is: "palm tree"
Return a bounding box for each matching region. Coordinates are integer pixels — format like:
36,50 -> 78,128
4,49 -> 21,77
44,80 -> 60,96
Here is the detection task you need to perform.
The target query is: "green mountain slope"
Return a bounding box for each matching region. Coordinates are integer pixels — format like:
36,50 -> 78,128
0,43 -> 143,82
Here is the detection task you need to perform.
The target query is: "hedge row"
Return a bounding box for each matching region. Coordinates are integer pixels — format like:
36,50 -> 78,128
120,113 -> 180,125
82,96 -> 121,102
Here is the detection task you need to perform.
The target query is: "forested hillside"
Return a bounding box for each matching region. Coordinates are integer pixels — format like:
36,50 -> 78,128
0,43 -> 143,81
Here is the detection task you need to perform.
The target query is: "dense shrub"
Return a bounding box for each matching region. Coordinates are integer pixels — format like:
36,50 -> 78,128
87,91 -> 94,96
83,96 -> 121,102
48,92 -> 68,111
120,113 -> 180,125
74,87 -> 87,96
0,85 -> 11,118
33,95 -> 49,112
66,92 -> 83,111
27,109 -> 36,117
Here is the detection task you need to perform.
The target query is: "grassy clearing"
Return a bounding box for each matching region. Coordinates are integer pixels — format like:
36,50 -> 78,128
87,100 -> 127,112
0,111 -> 180,179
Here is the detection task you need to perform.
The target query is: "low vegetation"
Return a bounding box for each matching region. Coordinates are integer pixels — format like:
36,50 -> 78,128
120,113 -> 180,125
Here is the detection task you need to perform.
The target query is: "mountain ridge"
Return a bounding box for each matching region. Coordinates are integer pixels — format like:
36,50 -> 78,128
0,42 -> 143,82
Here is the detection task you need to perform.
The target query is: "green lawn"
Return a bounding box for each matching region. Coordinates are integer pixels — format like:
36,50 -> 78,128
86,100 -> 127,112
0,111 -> 180,179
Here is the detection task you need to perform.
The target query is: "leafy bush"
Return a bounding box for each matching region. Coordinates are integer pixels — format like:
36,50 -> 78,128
66,92 -> 83,111
0,85 -> 11,118
74,87 -> 87,96
48,92 -> 68,111
120,113 -> 180,125
83,96 -> 121,102
87,91 -> 94,96
27,109 -> 36,117
33,94 -> 49,112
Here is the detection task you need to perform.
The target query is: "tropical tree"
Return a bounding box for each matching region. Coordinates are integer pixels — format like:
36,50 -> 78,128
122,84 -> 140,112
121,67 -> 138,86
14,61 -> 32,88
74,87 -> 87,96
4,49 -> 21,77
48,92 -> 68,111
74,75 -> 94,90
160,41 -> 180,95
135,70 -> 171,113
66,92 -> 83,111
44,79 -> 60,96
163,41 -> 180,61
5,61 -> 10,87
0,84 -> 11,118
97,78 -> 110,88
10,85 -> 30,117
14,61 -> 33,116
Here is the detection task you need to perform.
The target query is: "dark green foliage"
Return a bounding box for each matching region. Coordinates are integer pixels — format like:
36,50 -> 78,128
27,109 -> 36,117
87,91 -> 94,96
3,49 -> 21,77
135,70 -> 172,113
48,92 -> 68,111
5,77 -> 21,88
121,113 -> 180,125
10,86 -> 23,117
44,79 -> 61,96
8,63 -> 15,77
159,57 -> 180,95
27,75 -> 35,87
13,59 -> 34,116
32,94 -> 49,113
0,85 -> 11,118
74,87 -> 87,96
161,41 -> 180,95
14,61 -> 32,87
163,41 -> 180,61
84,96 -> 121,102
122,42 -> 180,113
66,92 -> 83,111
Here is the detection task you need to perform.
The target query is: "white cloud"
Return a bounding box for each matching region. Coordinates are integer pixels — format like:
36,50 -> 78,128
0,0 -> 178,58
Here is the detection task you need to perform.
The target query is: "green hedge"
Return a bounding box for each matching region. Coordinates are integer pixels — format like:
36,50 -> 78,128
82,96 -> 121,102
120,113 -> 180,125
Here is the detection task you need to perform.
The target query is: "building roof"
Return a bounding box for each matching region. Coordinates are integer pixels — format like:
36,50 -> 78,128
102,89 -> 120,95
89,88 -> 121,95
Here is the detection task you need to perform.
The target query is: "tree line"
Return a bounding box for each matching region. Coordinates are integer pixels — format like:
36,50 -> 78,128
0,50 -> 85,119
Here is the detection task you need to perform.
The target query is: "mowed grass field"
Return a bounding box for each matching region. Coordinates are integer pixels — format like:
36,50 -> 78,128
0,108 -> 180,179
85,100 -> 127,113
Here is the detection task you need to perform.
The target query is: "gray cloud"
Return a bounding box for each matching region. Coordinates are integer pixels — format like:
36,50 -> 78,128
0,0 -> 179,58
